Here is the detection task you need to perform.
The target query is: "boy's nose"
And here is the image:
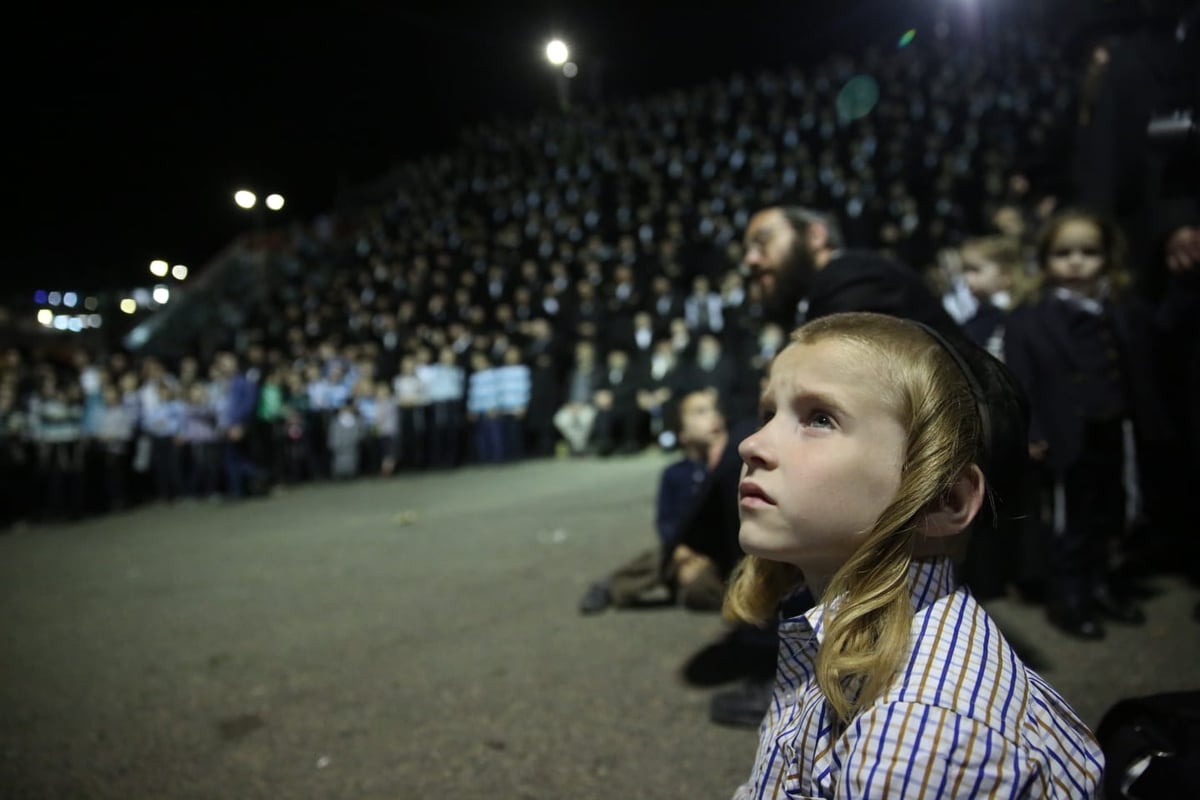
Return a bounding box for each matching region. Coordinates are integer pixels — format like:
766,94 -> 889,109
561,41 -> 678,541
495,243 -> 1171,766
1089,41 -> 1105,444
738,430 -> 775,469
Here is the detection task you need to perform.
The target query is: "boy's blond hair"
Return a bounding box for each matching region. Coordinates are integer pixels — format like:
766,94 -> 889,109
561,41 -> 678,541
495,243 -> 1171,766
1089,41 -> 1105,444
723,313 -> 984,724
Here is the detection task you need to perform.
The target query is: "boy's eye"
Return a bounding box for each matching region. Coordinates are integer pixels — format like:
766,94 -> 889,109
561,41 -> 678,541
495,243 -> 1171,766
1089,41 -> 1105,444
806,411 -> 836,429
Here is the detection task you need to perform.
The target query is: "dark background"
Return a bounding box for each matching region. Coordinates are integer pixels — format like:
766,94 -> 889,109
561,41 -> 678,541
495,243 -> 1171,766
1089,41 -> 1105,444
8,1 -> 1119,295
4,2 -> 937,294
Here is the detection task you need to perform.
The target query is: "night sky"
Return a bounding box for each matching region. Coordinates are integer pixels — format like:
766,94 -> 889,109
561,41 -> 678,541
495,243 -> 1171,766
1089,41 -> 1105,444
9,2 -> 966,297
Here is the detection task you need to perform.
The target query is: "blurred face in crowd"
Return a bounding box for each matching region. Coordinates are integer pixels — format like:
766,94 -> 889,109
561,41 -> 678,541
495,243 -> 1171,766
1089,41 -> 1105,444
504,348 -> 522,366
961,248 -> 1007,299
678,390 -> 724,449
607,350 -> 629,371
698,336 -> 722,367
575,342 -> 594,366
743,208 -> 817,320
992,206 -> 1024,239
760,323 -> 785,351
1044,218 -> 1106,290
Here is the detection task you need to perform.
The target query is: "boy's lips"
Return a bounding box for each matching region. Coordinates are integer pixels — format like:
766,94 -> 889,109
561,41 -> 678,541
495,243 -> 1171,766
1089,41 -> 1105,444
739,480 -> 775,506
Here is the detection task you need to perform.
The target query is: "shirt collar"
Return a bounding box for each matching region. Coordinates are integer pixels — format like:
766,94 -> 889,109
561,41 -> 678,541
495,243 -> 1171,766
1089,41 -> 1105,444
1052,284 -> 1108,315
778,557 -> 960,648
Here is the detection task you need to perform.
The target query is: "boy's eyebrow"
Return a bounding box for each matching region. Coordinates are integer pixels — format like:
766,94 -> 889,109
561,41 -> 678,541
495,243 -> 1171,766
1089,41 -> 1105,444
758,381 -> 853,418
788,380 -> 853,418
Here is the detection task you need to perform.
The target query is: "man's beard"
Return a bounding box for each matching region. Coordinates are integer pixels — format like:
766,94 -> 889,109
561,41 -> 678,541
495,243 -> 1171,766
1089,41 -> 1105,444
761,239 -> 818,327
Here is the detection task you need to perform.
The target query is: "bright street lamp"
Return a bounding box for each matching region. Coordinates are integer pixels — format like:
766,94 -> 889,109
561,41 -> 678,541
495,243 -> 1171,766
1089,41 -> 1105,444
150,259 -> 169,277
152,286 -> 170,305
172,264 -> 189,280
120,298 -> 137,315
545,39 -> 569,66
234,190 -> 257,209
265,193 -> 285,211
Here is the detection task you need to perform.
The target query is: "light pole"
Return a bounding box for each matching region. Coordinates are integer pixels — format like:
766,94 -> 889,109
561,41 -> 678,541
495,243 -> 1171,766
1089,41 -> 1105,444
545,39 -> 574,113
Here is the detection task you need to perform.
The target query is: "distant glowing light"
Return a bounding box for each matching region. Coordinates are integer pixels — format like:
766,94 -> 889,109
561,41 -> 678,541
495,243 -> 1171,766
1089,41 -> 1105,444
88,314 -> 103,328
836,75 -> 881,122
37,309 -> 53,325
545,39 -> 569,66
63,292 -> 78,308
34,290 -> 48,304
48,291 -> 62,306
562,62 -> 578,79
265,193 -> 285,211
149,259 -> 169,277
120,298 -> 137,314
68,318 -> 83,333
84,296 -> 99,311
899,29 -> 916,48
53,316 -> 69,330
152,286 -> 170,305
172,264 -> 189,280
234,189 -> 257,209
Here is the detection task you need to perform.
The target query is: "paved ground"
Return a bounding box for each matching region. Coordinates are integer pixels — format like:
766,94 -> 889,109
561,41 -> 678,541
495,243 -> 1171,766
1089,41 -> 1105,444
2,453 -> 1198,799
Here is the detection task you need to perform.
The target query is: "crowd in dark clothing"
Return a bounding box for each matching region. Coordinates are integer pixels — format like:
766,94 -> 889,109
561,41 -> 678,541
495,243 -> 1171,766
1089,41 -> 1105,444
3,5 -> 1195,597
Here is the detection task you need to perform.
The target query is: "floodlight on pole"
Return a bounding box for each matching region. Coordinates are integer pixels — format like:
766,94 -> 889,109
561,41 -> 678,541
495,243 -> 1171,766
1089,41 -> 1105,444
234,189 -> 257,209
545,39 -> 569,66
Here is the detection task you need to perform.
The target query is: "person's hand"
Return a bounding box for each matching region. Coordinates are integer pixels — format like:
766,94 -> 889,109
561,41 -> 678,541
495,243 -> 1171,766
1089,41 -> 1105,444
1165,226 -> 1200,273
673,545 -> 714,587
1028,440 -> 1049,461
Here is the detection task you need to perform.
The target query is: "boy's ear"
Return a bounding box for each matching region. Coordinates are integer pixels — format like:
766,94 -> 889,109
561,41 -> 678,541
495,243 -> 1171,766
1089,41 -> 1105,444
919,464 -> 986,538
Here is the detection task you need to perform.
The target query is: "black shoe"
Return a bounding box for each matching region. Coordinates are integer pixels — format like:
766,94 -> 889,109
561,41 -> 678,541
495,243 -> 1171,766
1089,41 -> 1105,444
1047,606 -> 1106,640
1092,588 -> 1146,625
710,680 -> 774,728
578,582 -> 612,615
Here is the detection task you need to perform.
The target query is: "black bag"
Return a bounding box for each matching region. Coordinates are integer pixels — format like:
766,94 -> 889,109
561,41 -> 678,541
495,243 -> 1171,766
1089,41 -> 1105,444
1096,691 -> 1200,799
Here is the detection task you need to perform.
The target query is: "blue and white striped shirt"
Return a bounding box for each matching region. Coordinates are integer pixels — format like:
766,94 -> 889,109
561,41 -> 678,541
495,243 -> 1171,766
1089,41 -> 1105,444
420,364 -> 465,404
735,557 -> 1103,799
495,364 -> 531,413
467,368 -> 501,415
